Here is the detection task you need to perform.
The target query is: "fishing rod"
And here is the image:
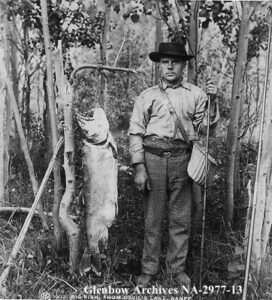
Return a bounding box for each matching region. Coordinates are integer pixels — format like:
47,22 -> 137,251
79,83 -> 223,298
199,63 -> 213,290
242,6 -> 272,300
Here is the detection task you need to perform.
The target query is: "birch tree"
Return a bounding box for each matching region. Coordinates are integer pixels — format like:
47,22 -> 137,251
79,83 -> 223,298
41,0 -> 63,249
154,3 -> 162,84
54,44 -> 79,273
225,2 -> 253,226
99,0 -> 111,109
0,7 -> 7,205
188,0 -> 200,85
249,12 -> 272,277
0,49 -> 6,206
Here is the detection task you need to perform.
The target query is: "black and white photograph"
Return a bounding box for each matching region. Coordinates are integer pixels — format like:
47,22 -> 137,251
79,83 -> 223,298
0,0 -> 272,299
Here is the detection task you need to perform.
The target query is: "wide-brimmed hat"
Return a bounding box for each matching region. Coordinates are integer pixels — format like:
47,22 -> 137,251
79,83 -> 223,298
149,42 -> 194,62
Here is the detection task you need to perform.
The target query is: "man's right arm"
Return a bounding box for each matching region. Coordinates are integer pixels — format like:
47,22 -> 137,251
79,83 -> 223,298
129,95 -> 150,192
133,161 -> 151,192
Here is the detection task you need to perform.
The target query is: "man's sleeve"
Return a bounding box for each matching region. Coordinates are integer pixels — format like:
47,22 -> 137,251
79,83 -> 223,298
128,95 -> 149,165
193,90 -> 220,135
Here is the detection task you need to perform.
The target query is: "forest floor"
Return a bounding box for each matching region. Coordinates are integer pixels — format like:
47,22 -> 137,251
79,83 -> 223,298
0,133 -> 271,300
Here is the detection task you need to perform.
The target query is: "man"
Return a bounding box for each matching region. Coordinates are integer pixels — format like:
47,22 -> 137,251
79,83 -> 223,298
128,42 -> 220,287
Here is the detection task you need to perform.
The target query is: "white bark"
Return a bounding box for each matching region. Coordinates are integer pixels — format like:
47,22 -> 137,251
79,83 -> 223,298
251,58 -> 272,274
225,2 -> 252,226
54,43 -> 79,272
41,0 -> 63,248
0,49 -> 5,206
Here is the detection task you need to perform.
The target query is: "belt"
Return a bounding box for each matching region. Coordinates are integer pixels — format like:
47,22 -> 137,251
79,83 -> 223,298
144,136 -> 189,149
144,146 -> 189,158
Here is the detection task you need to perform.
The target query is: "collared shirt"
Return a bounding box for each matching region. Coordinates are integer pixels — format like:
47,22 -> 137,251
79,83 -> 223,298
128,80 -> 220,164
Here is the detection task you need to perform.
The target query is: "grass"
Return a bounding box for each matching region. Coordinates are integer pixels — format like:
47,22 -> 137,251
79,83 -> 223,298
0,133 -> 271,299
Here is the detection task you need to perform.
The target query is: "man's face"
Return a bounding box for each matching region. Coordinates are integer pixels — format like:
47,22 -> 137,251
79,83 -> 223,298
159,57 -> 186,85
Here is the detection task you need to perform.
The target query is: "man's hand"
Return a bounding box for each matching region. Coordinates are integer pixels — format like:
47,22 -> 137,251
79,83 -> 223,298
206,78 -> 217,101
134,163 -> 151,192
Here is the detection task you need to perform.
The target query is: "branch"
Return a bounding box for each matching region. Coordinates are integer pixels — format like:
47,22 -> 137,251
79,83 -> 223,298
156,3 -> 179,41
10,12 -> 24,53
29,60 -> 44,77
175,0 -> 183,21
44,273 -> 77,292
70,64 -> 138,82
0,207 -> 78,219
1,60 -> 48,230
197,30 -> 221,55
114,38 -> 127,67
0,207 -> 52,216
0,137 -> 64,294
169,4 -> 181,39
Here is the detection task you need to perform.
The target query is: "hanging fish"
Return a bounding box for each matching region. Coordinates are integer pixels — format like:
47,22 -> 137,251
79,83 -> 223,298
77,106 -> 118,276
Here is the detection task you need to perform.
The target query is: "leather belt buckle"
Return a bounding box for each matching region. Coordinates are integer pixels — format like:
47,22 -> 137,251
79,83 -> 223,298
163,151 -> 172,157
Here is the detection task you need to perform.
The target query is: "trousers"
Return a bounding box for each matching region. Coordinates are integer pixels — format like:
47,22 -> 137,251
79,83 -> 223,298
142,150 -> 192,275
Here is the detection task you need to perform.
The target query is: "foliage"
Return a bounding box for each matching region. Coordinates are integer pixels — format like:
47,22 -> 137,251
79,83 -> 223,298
2,0 -> 272,298
119,0 -> 269,63
7,0 -> 104,52
248,11 -> 269,60
2,132 -> 267,298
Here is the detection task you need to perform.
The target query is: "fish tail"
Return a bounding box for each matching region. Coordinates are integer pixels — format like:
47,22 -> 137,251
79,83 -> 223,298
79,249 -> 102,277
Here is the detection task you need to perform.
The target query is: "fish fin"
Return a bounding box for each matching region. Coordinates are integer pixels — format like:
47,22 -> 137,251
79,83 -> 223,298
79,249 -> 102,277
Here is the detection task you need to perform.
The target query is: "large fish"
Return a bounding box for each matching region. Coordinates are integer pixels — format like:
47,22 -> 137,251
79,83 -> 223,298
77,106 -> 118,276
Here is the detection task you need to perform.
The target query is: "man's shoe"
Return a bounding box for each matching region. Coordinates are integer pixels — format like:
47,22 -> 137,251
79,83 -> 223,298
175,272 -> 191,287
136,273 -> 153,287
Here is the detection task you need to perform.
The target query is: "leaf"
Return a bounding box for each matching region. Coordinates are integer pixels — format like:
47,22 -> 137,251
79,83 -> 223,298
202,18 -> 210,29
235,245 -> 244,255
61,1 -> 70,9
113,3 -> 120,14
228,271 -> 241,279
70,2 -> 79,11
236,264 -> 245,271
228,261 -> 245,273
68,24 -> 79,33
62,21 -> 69,31
131,13 -> 140,23
228,261 -> 238,273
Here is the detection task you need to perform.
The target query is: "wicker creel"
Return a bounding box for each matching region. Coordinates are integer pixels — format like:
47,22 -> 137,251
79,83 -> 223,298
187,143 -> 217,185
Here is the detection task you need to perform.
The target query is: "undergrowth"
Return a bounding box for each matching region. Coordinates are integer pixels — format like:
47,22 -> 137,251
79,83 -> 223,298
0,133 -> 270,300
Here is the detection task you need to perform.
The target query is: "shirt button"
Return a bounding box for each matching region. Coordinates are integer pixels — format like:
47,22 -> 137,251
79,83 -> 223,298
169,107 -> 175,114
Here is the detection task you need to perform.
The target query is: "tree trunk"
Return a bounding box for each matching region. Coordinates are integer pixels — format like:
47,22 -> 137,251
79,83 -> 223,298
43,72 -> 53,165
251,82 -> 272,274
22,21 -> 31,136
225,2 -> 252,226
24,75 -> 31,136
54,44 -> 79,272
187,1 -> 202,227
0,52 -> 49,229
10,17 -> 21,159
0,48 -> 6,206
7,16 -> 20,200
41,0 -> 63,249
155,4 -> 162,85
0,9 -> 9,205
99,0 -> 111,110
188,0 -> 199,85
249,14 -> 272,277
